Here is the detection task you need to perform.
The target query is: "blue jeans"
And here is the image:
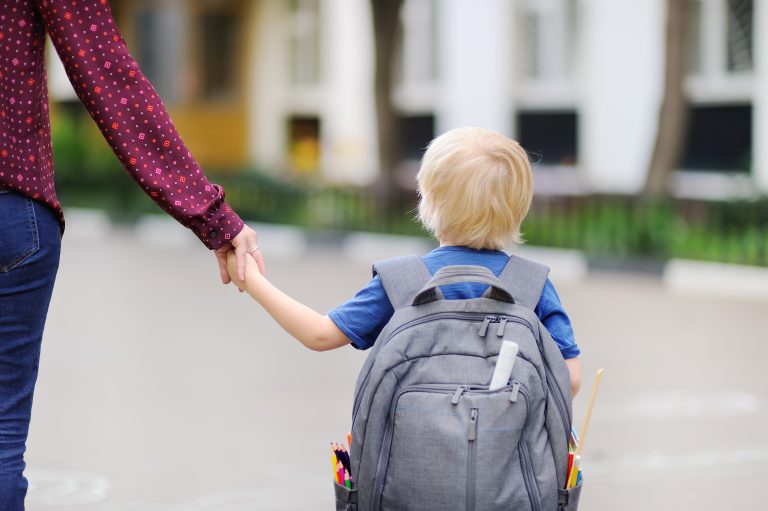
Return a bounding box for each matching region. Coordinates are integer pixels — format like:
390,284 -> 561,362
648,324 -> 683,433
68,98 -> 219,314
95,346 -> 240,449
0,190 -> 61,510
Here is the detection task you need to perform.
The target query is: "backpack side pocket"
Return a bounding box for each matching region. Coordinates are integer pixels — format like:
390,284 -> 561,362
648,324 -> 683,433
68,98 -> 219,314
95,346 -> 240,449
334,480 -> 357,511
558,478 -> 583,511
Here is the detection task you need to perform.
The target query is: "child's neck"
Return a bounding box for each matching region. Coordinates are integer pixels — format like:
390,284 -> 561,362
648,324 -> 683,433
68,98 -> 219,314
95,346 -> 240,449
438,242 -> 503,252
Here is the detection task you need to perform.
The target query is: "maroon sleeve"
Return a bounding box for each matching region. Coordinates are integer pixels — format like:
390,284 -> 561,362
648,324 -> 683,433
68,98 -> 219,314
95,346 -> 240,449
36,0 -> 244,249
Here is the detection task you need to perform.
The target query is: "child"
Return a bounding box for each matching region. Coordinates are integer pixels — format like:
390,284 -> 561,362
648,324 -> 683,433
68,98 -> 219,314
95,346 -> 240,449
227,127 -> 581,395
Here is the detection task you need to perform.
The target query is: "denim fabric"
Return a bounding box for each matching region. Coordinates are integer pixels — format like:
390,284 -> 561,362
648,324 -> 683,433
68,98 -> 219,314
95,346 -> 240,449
0,190 -> 61,510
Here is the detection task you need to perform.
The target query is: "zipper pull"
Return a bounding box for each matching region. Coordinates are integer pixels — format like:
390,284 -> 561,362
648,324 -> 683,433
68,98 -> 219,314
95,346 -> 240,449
468,408 -> 478,441
509,381 -> 521,403
496,316 -> 509,337
478,315 -> 496,337
452,385 -> 470,405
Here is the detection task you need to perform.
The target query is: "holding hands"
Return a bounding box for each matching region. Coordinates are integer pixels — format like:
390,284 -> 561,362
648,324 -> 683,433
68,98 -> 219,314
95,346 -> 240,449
214,225 -> 266,285
226,246 -> 264,290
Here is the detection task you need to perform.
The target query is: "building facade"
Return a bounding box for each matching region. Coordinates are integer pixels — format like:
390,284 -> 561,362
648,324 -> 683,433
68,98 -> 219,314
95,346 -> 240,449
48,0 -> 768,197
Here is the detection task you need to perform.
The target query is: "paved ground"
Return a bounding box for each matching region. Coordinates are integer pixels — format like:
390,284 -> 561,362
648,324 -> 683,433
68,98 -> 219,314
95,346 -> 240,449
24,228 -> 768,510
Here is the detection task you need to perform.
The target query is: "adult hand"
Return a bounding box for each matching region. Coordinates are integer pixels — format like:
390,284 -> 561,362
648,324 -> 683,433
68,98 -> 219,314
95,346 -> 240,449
214,225 -> 265,284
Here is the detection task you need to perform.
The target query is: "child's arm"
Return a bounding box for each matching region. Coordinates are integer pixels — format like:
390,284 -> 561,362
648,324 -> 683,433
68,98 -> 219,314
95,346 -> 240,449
226,252 -> 350,352
566,357 -> 582,396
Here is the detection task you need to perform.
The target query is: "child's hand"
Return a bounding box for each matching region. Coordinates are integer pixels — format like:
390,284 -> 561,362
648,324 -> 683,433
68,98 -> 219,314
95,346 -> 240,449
226,250 -> 262,290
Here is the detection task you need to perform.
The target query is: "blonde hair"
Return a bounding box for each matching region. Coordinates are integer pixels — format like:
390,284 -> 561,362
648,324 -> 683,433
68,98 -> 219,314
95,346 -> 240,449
416,127 -> 533,250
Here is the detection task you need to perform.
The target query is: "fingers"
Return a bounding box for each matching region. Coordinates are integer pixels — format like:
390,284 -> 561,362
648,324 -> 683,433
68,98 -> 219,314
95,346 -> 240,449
223,226 -> 264,285
215,249 -> 231,284
232,225 -> 263,279
226,250 -> 237,269
234,241 -> 247,282
252,248 -> 267,275
224,251 -> 244,291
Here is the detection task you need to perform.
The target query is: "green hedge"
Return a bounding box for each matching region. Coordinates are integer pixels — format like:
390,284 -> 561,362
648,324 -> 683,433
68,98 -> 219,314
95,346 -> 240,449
51,112 -> 768,266
524,197 -> 768,266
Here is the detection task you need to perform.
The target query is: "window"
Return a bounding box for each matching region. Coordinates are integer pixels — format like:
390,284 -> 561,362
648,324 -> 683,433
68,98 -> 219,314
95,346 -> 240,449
681,105 -> 751,173
288,0 -> 321,87
131,1 -> 244,104
517,111 -> 578,166
688,0 -> 754,79
684,0 -> 753,174
288,116 -> 321,174
396,0 -> 439,86
520,10 -> 541,79
517,0 -> 577,82
135,6 -> 183,104
398,115 -> 435,161
726,0 -> 753,73
200,11 -> 240,101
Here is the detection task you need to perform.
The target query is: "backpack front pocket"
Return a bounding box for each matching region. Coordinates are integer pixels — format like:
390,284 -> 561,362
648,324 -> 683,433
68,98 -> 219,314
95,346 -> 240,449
373,384 -> 531,511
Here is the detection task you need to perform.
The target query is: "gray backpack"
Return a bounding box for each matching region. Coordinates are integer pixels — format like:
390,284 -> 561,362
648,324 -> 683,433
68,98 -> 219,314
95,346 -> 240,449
333,255 -> 582,511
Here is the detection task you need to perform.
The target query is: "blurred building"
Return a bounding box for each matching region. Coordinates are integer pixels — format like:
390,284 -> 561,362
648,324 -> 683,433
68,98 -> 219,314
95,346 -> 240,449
48,0 -> 768,197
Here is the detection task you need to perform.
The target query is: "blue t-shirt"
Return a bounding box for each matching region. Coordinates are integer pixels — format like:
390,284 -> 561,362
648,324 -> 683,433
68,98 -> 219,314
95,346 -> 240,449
328,246 -> 581,359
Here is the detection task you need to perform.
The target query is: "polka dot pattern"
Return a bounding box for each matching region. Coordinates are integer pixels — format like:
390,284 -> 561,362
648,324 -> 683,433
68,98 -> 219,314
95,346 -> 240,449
0,0 -> 244,249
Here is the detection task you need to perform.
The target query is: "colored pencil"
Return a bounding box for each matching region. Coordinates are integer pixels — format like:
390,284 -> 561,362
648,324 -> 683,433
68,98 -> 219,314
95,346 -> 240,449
567,455 -> 580,488
575,368 -> 604,457
331,447 -> 340,483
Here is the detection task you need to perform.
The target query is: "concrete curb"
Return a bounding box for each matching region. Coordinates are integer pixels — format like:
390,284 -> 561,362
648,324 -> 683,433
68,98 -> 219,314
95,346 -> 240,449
65,210 -> 590,282
663,259 -> 768,301
64,209 -> 768,299
66,209 -> 588,282
516,246 -> 589,284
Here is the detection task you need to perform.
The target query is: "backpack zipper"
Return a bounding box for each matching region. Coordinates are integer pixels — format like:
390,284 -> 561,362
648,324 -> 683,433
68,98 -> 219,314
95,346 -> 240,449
353,311 -> 573,491
519,436 -> 543,511
352,335 -> 485,494
477,315 -> 497,337
485,315 -> 573,445
496,316 -> 509,337
353,312 -> 493,433
371,383 -> 526,511
371,384 -> 464,511
515,385 -> 542,511
467,407 -> 478,511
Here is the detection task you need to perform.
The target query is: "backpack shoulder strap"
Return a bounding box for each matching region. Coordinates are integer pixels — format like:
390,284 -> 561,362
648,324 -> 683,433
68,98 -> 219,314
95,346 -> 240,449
497,254 -> 550,309
372,255 -> 432,310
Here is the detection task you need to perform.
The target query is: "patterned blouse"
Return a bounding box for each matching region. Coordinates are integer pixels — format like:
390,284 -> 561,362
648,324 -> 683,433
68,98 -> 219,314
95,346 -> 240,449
0,0 -> 244,249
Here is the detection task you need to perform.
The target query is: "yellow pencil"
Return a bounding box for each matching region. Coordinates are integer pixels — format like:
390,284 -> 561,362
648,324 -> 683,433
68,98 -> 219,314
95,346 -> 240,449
567,455 -> 581,488
331,451 -> 339,483
567,368 -> 604,489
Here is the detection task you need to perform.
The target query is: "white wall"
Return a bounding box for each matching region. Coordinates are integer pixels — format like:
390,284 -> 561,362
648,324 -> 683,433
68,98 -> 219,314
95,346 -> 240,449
579,0 -> 665,193
245,0 -> 768,195
754,0 -> 768,192
249,1 -> 290,174
320,0 -> 377,184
